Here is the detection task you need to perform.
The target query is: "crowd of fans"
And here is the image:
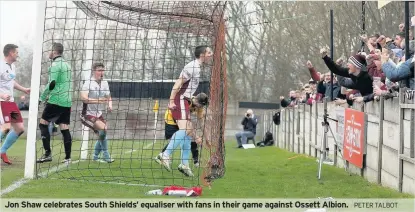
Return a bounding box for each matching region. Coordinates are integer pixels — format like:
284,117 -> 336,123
280,17 -> 415,108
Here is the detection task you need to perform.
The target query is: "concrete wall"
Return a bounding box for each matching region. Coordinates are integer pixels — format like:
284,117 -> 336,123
272,98 -> 415,196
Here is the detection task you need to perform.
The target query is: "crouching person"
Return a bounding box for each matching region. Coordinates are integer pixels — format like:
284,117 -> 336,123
257,131 -> 274,147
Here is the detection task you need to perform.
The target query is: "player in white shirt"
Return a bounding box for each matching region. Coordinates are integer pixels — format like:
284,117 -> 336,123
80,63 -> 114,163
0,44 -> 31,164
155,46 -> 213,176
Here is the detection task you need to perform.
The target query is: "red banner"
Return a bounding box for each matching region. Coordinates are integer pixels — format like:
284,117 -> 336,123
343,108 -> 365,168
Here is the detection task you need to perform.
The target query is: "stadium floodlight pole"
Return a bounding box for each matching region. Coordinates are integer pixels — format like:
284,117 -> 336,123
405,2 -> 410,65
406,1 -> 414,160
24,1 -> 47,179
80,19 -> 96,160
360,1 -> 366,52
412,0 -> 415,160
330,9 -> 334,101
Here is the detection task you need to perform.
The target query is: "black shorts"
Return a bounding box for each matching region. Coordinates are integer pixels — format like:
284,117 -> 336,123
165,123 -> 179,140
41,103 -> 71,125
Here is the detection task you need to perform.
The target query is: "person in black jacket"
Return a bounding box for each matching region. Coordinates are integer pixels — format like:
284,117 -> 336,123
320,48 -> 374,103
280,91 -> 298,107
235,109 -> 258,148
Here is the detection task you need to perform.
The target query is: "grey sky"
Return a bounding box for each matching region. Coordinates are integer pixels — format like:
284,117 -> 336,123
0,1 -> 37,48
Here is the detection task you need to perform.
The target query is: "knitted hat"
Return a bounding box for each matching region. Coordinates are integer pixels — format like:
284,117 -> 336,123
348,54 -> 366,69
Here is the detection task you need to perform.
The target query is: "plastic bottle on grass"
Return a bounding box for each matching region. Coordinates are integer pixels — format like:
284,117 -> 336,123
146,189 -> 162,195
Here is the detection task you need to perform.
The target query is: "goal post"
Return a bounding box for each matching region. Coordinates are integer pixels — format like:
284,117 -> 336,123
80,19 -> 96,160
24,0 -> 47,179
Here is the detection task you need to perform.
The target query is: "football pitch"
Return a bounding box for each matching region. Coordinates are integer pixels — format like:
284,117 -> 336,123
1,138 -> 413,198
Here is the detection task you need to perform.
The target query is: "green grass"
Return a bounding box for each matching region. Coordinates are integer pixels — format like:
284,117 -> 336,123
1,139 -> 27,189
1,137 -> 413,198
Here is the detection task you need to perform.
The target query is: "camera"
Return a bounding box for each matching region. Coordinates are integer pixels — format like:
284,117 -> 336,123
246,113 -> 251,118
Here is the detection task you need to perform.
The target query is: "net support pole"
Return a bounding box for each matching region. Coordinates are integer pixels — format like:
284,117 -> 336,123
330,9 -> 334,101
80,19 -> 95,160
412,0 -> 415,160
405,2 -> 410,62
154,111 -> 158,142
360,1 -> 366,51
153,100 -> 159,144
24,1 -> 46,179
263,114 -> 266,140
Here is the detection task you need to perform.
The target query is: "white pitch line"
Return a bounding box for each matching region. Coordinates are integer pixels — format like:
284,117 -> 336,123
113,139 -> 160,156
0,160 -> 80,196
0,178 -> 30,196
38,160 -> 80,178
49,178 -> 164,188
1,140 -> 162,196
123,149 -> 137,154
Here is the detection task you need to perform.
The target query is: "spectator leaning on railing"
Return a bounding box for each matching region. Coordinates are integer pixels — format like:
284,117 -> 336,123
301,84 -> 317,105
280,90 -> 300,108
320,47 -> 374,103
328,58 -> 360,105
306,61 -> 341,102
308,79 -> 324,104
381,40 -> 415,90
288,18 -> 414,106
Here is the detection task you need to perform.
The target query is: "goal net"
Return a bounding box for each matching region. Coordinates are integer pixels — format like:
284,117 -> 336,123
28,1 -> 227,189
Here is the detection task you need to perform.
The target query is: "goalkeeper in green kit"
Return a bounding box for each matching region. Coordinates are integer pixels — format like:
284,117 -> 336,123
37,42 -> 73,164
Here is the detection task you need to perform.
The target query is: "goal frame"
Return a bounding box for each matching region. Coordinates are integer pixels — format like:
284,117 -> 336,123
24,1 -> 228,186
24,1 -> 46,179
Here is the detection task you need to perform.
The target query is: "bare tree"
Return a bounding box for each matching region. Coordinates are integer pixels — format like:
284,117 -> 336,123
224,1 -> 406,103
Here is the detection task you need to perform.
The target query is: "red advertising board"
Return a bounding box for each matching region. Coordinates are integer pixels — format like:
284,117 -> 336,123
342,108 -> 365,168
